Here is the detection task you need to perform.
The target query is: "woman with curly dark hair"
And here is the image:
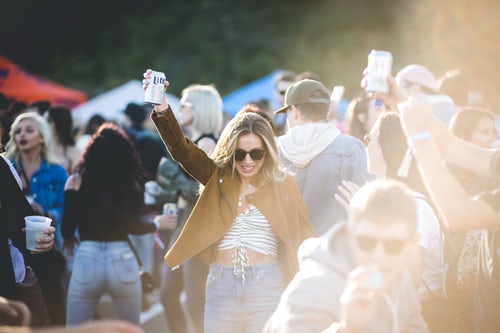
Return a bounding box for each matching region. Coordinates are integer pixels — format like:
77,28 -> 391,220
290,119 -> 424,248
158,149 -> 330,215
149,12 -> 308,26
61,123 -> 157,326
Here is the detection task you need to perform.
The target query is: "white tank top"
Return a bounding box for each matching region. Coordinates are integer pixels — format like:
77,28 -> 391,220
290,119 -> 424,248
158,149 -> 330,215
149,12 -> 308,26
218,198 -> 278,282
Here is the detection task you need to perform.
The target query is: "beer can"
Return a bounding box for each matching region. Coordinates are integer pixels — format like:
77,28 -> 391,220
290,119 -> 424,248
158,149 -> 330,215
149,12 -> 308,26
163,203 -> 177,216
364,50 -> 393,95
144,70 -> 166,105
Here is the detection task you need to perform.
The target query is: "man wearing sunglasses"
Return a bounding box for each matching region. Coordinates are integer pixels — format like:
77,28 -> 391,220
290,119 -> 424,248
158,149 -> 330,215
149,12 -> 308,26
264,179 -> 429,333
275,79 -> 371,236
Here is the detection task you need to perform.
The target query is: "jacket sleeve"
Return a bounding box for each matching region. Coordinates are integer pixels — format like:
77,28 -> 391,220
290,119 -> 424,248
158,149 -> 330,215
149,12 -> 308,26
151,106 -> 216,185
287,176 -> 316,242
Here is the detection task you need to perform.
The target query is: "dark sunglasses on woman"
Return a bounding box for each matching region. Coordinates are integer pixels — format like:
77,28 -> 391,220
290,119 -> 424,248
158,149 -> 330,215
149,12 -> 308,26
234,148 -> 265,162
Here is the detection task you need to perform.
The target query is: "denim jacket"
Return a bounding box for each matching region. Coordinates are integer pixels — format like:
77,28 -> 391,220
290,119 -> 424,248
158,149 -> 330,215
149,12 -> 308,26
13,159 -> 67,248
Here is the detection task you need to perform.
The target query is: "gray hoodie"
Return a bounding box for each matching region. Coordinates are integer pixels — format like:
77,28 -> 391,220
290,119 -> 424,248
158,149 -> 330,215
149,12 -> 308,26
264,222 -> 429,333
278,123 -> 372,235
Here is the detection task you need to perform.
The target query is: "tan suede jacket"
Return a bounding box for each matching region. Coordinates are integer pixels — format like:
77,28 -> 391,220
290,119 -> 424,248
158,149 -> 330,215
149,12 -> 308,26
151,107 -> 315,281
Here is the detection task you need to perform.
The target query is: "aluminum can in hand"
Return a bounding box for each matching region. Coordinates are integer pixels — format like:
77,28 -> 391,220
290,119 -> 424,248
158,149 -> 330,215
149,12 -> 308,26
163,202 -> 178,216
364,50 -> 393,95
144,70 -> 166,105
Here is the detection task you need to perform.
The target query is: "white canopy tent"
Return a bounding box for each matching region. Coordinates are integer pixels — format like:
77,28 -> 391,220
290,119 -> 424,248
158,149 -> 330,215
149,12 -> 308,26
71,80 -> 180,129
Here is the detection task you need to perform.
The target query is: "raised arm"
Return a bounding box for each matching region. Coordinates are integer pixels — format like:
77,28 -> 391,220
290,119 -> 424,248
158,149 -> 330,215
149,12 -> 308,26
142,70 -> 216,185
398,98 -> 499,230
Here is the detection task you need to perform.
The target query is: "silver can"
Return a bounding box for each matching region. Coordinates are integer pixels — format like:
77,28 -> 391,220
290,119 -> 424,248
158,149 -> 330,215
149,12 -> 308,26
144,70 -> 166,105
364,50 -> 393,95
163,202 -> 178,216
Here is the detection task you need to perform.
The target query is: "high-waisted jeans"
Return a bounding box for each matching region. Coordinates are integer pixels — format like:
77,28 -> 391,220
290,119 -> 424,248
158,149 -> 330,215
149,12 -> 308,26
204,262 -> 284,333
66,241 -> 141,326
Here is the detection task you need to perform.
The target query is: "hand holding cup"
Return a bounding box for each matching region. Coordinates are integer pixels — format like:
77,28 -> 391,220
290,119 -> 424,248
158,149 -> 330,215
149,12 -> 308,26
24,215 -> 54,253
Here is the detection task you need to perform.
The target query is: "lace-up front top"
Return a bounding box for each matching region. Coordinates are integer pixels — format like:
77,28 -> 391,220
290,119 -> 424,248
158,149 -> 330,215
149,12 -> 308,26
218,197 -> 278,282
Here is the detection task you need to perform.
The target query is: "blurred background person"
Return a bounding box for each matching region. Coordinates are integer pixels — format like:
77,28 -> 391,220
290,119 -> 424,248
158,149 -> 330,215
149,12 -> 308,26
363,111 -> 452,332
122,103 -> 153,141
344,92 -> 384,141
437,69 -> 470,108
121,101 -> 166,311
0,296 -> 145,333
1,102 -> 27,146
448,107 -> 498,194
0,151 -> 56,327
157,83 -> 223,333
446,107 -> 498,330
264,179 -> 428,333
26,100 -> 51,116
44,106 -> 82,175
0,93 -> 11,146
275,79 -> 370,235
5,112 -> 67,249
248,99 -> 275,133
395,64 -> 457,126
61,123 -> 158,326
4,112 -> 68,325
74,114 -> 106,152
273,70 -> 297,136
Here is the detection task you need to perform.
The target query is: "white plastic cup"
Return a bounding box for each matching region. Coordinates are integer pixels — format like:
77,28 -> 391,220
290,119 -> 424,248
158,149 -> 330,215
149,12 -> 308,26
25,215 -> 52,252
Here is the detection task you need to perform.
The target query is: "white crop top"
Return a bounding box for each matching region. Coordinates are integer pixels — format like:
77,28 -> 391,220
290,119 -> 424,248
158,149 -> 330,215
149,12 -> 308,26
218,197 -> 278,282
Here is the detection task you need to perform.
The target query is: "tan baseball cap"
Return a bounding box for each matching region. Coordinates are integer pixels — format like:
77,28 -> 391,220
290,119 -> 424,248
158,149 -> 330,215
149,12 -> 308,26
274,79 -> 330,114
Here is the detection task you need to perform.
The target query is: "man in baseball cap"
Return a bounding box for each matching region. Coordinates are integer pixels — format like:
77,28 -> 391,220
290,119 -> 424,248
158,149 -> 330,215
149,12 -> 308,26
275,79 -> 330,115
275,79 -> 370,235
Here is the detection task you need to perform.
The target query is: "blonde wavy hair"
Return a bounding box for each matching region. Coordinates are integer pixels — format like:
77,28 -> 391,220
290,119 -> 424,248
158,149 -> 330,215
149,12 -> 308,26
182,84 -> 223,136
211,111 -> 286,182
5,112 -> 60,165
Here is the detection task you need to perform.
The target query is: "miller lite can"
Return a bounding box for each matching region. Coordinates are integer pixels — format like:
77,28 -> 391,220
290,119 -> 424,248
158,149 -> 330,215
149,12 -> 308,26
144,70 -> 166,105
163,203 -> 177,216
364,50 -> 392,95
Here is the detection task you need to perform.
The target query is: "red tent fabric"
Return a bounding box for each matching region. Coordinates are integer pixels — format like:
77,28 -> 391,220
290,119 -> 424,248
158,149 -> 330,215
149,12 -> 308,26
0,55 -> 86,108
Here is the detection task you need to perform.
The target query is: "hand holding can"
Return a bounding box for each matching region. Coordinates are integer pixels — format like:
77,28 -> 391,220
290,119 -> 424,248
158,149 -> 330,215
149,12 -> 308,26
154,204 -> 178,231
144,70 -> 166,105
163,202 -> 178,216
364,50 -> 393,95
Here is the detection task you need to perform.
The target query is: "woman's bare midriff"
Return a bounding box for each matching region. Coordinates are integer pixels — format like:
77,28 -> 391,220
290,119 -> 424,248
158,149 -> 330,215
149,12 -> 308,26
213,248 -> 278,266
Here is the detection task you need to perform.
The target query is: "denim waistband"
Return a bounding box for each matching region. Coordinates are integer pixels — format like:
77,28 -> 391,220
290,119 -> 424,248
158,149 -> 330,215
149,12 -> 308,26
208,261 -> 281,279
79,240 -> 129,249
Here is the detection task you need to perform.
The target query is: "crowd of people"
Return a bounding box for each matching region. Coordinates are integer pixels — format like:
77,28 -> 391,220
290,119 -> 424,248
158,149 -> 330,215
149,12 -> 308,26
0,56 -> 499,333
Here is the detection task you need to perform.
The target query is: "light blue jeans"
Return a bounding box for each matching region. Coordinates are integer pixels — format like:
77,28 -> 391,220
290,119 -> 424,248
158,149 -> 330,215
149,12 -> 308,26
204,262 -> 284,333
66,241 -> 141,326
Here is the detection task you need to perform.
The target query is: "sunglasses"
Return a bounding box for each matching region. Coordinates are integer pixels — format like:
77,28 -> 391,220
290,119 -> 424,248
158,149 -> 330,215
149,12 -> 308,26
355,235 -> 409,255
234,148 -> 265,162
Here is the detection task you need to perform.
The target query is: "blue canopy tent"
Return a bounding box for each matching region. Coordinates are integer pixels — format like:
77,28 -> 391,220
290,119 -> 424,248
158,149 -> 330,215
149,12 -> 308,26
222,70 -> 281,118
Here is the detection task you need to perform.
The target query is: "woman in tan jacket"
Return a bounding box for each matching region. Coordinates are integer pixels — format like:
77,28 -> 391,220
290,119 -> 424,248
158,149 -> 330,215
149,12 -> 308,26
143,70 -> 314,333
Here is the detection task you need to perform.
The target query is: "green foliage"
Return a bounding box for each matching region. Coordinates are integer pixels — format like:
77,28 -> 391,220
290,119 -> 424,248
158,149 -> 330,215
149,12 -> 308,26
1,0 -> 400,99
